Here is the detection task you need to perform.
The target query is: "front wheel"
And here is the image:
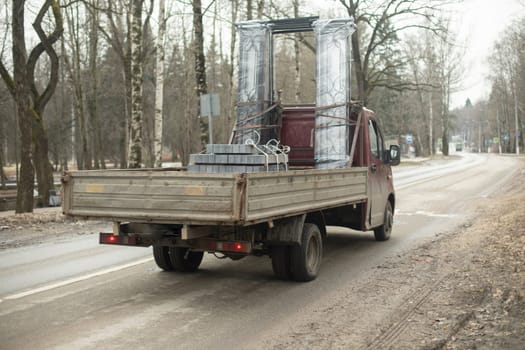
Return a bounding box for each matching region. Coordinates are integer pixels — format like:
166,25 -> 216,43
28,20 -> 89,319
290,223 -> 323,282
374,201 -> 393,241
169,247 -> 204,272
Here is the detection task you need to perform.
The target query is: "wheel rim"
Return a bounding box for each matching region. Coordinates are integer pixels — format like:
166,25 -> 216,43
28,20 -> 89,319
306,234 -> 321,274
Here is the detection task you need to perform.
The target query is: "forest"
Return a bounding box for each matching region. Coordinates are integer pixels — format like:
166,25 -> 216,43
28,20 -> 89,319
0,0 -> 524,213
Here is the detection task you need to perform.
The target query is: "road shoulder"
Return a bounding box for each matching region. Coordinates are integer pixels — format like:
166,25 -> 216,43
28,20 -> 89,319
261,162 -> 525,349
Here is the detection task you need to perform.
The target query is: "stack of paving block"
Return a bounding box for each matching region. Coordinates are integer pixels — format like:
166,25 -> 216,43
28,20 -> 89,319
188,144 -> 288,173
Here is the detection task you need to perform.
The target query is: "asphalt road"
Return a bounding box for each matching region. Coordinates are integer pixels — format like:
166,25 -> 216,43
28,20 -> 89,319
0,153 -> 521,350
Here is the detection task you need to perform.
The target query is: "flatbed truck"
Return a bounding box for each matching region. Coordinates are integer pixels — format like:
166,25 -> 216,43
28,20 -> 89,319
62,17 -> 400,281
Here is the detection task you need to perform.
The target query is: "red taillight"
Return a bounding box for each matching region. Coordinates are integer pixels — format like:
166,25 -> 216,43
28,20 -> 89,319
209,241 -> 251,254
100,233 -> 138,245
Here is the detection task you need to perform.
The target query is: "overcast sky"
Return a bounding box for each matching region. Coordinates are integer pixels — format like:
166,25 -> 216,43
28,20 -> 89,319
303,0 -> 524,108
449,0 -> 524,108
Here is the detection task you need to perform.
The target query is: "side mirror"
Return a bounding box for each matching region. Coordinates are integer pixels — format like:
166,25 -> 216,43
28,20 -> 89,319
387,145 -> 401,166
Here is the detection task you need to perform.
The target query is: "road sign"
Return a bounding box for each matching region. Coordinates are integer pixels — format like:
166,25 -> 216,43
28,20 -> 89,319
503,134 -> 509,141
493,137 -> 499,144
200,94 -> 220,117
200,94 -> 221,144
406,134 -> 413,145
516,131 -> 521,137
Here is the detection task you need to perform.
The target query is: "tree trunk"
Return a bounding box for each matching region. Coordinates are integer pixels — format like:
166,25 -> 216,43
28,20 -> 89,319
293,0 -> 300,103
193,0 -> 208,147
227,0 -> 238,143
154,0 -> 165,168
429,92 -> 434,155
31,1 -> 64,206
442,112 -> 449,156
120,63 -> 131,168
256,0 -> 264,19
32,117 -> 54,207
246,0 -> 253,20
441,81 -> 450,156
351,33 -> 367,104
0,149 -> 7,189
87,1 -> 104,169
16,102 -> 34,213
63,4 -> 90,170
0,106 -> 8,189
128,0 -> 144,168
11,1 -> 35,213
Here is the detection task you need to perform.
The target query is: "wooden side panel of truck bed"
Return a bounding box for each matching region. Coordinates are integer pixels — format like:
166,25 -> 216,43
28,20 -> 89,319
62,167 -> 368,225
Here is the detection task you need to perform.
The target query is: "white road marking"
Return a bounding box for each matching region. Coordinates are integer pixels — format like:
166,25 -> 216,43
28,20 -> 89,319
396,210 -> 456,218
0,257 -> 153,303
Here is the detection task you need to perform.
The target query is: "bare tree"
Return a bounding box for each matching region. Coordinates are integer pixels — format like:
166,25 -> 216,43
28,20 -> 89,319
98,0 -> 132,168
405,29 -> 440,156
488,18 -> 525,154
86,0 -> 104,169
0,0 -> 63,212
63,3 -> 90,170
435,19 -> 463,156
338,0 -> 448,105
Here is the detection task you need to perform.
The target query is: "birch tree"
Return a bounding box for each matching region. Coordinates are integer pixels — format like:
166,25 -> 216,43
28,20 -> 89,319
192,0 -> 208,147
128,0 -> 144,168
154,0 -> 165,167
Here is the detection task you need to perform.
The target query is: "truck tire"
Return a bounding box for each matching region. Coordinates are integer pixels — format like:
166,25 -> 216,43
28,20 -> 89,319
290,223 -> 322,282
169,247 -> 204,272
271,246 -> 292,280
153,246 -> 174,271
374,201 -> 393,241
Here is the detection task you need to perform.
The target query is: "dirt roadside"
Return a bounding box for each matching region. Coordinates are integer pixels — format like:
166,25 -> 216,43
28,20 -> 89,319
260,161 -> 525,350
1,161 -> 524,349
0,209 -> 107,249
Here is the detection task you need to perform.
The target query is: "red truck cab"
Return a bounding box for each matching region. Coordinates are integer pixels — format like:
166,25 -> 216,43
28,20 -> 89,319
281,104 -> 399,240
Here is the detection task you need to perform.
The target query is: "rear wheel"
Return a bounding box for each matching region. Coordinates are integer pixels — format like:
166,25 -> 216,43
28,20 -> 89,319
374,201 -> 393,241
290,223 -> 322,282
271,245 -> 292,280
169,247 -> 204,272
153,246 -> 173,271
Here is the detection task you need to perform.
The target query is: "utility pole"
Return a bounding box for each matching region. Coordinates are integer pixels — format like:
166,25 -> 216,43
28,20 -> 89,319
478,114 -> 482,153
429,92 -> 433,156
515,91 -> 520,155
496,108 -> 502,154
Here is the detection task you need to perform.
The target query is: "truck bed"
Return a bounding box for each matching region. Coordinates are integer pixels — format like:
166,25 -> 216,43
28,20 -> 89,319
62,167 -> 368,226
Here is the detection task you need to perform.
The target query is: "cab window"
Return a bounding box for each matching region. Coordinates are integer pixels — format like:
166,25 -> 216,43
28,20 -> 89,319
368,120 -> 384,160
